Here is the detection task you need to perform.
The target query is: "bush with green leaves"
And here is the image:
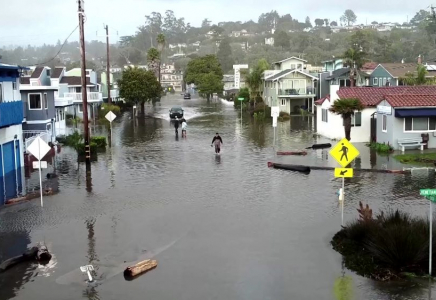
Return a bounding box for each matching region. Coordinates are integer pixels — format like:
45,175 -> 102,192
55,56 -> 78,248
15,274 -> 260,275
100,103 -> 121,118
368,142 -> 393,153
90,136 -> 107,148
332,205 -> 436,280
234,87 -> 250,108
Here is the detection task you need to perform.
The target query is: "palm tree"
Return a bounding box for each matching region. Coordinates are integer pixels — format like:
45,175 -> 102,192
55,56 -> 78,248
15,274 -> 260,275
156,34 -> 166,86
401,64 -> 434,85
244,59 -> 269,105
147,47 -> 160,78
343,47 -> 366,87
329,98 -> 364,141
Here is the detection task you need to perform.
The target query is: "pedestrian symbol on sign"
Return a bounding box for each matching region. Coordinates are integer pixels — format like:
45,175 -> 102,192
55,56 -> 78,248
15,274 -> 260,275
340,143 -> 348,162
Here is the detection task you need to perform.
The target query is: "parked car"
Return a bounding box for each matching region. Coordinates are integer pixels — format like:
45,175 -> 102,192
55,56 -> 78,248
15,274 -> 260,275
169,106 -> 184,119
183,92 -> 191,99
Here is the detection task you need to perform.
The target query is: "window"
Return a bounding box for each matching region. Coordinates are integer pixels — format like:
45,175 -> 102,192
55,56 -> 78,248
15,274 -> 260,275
43,93 -> 48,109
12,82 -> 17,90
373,78 -> 378,86
322,108 -> 328,122
77,104 -> 83,113
382,115 -> 387,132
383,78 -> 387,86
351,112 -> 362,127
46,69 -> 50,77
404,117 -> 436,132
28,93 -> 42,110
281,99 -> 286,106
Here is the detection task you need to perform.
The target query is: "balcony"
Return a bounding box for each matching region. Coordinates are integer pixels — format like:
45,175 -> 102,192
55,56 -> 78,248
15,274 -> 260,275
64,92 -> 103,103
0,101 -> 24,128
55,96 -> 74,107
110,89 -> 119,98
278,87 -> 316,97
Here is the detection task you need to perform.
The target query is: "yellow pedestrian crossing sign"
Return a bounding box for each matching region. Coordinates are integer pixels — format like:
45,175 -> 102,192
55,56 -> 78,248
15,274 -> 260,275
334,168 -> 354,178
330,138 -> 360,168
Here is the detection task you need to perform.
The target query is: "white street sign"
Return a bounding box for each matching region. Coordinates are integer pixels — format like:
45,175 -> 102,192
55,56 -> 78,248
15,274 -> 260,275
27,136 -> 51,161
233,64 -> 249,69
272,116 -> 278,127
33,161 -> 48,169
105,111 -> 117,123
271,106 -> 280,117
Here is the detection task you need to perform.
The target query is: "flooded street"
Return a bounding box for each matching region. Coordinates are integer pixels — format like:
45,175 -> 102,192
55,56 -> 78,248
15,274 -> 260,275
1,94 -> 436,300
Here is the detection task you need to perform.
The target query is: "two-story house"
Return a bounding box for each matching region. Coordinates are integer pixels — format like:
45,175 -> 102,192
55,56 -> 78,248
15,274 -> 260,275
263,57 -> 317,114
0,63 -> 26,204
160,64 -> 183,92
100,71 -> 120,103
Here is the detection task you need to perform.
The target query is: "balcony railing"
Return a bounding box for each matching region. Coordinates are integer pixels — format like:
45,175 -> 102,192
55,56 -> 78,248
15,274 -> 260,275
64,92 -> 103,102
0,101 -> 24,128
278,87 -> 316,96
55,97 -> 74,107
23,130 -> 52,152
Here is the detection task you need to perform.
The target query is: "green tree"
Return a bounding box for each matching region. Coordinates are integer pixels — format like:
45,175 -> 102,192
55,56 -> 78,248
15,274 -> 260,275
329,98 -> 364,141
245,58 -> 269,102
217,38 -> 234,73
314,19 -> 324,27
330,21 -> 338,26
411,9 -> 430,25
341,9 -> 357,26
118,67 -> 161,114
147,47 -> 160,78
343,47 -> 366,86
401,64 -> 434,85
274,31 -> 290,48
185,55 -> 223,100
305,16 -> 312,28
156,34 -> 166,84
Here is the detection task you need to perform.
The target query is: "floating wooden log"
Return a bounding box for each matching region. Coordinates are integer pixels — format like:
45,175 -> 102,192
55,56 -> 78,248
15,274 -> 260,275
276,151 -> 307,156
268,162 -> 408,174
6,188 -> 58,205
123,259 -> 157,278
0,245 -> 51,273
306,143 -> 332,150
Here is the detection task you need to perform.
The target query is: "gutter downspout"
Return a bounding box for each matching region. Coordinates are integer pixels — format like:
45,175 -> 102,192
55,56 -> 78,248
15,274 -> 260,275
1,144 -> 5,205
13,135 -> 18,196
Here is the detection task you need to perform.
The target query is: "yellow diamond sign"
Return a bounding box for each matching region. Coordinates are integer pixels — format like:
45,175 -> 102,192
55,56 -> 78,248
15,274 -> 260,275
330,138 -> 360,168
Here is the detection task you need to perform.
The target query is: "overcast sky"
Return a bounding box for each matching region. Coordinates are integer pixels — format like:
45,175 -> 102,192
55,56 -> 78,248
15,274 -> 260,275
0,0 -> 432,47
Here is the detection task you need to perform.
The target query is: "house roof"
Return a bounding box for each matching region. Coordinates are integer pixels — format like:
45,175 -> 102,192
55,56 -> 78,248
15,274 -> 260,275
315,95 -> 330,105
265,69 -> 317,81
337,86 -> 436,107
383,94 -> 436,107
0,63 -> 21,70
273,56 -> 307,64
60,76 -> 92,85
31,67 -> 45,79
361,62 -> 378,71
327,68 -> 350,80
20,77 -> 30,84
51,67 -> 64,79
377,63 -> 417,78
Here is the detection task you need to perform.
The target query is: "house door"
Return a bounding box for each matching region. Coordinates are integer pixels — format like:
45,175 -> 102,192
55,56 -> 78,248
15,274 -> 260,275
370,116 -> 377,142
2,141 -> 18,202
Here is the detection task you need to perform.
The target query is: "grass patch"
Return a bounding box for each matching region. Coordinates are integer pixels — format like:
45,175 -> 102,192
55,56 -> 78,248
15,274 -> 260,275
332,202 -> 436,281
394,153 -> 436,164
367,142 -> 393,153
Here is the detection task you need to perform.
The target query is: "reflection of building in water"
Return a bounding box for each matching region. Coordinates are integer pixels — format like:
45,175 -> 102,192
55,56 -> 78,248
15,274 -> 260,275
0,230 -> 34,300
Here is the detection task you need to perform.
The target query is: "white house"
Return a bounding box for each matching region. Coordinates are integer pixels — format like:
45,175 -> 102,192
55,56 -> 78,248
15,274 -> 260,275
265,37 -> 274,46
262,57 -> 317,114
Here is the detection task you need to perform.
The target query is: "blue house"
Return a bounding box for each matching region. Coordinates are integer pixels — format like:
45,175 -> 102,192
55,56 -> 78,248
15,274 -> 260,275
0,63 -> 26,204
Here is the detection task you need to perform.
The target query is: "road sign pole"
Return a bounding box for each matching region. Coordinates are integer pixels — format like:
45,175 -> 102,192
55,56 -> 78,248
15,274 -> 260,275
430,200 -> 433,276
38,137 -> 43,208
341,177 -> 345,226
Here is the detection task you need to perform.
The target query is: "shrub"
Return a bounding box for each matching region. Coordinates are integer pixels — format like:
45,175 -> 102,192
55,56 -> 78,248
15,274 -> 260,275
368,142 -> 393,153
279,111 -> 290,120
100,103 -> 121,118
234,87 -> 250,108
77,142 -> 98,156
90,136 -> 107,148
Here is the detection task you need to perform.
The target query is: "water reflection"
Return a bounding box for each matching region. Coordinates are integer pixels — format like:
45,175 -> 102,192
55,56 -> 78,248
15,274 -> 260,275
83,218 -> 99,300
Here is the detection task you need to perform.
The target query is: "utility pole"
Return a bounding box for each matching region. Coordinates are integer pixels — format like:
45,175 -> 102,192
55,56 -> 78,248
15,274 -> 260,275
78,0 -> 91,165
104,24 -> 111,104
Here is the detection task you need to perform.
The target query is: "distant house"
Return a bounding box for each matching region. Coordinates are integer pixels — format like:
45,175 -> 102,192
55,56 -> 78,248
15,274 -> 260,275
191,41 -> 201,47
369,63 -> 427,87
322,58 -> 343,72
265,37 -> 274,46
316,85 -> 436,143
262,57 -> 317,114
222,74 -> 245,96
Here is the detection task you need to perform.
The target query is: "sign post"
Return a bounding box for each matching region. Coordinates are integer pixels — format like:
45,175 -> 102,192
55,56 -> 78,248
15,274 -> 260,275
271,107 -> 279,150
27,136 -> 51,207
105,111 -> 117,146
330,138 -> 360,226
420,189 -> 436,276
238,97 -> 244,128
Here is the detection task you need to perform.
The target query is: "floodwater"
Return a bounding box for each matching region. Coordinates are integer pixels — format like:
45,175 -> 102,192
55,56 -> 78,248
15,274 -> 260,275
1,94 -> 436,300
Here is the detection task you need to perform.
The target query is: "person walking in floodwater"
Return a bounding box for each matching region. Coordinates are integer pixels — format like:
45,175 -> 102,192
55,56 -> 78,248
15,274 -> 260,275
211,133 -> 223,154
174,116 -> 180,135
181,120 -> 187,138
340,143 -> 348,162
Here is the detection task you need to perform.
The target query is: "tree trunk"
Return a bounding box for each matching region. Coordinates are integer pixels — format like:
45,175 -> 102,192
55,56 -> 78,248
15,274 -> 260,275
343,115 -> 352,141
350,68 -> 355,87
140,101 -> 145,115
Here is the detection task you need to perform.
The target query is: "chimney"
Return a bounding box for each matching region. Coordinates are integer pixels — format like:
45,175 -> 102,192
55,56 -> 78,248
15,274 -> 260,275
418,54 -> 422,64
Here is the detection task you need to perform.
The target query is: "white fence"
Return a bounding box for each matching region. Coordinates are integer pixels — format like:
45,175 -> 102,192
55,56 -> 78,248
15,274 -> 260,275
64,92 -> 102,102
23,130 -> 51,152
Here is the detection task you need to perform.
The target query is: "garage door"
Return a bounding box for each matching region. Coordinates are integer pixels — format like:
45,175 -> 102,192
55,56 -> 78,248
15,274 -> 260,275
2,141 -> 18,203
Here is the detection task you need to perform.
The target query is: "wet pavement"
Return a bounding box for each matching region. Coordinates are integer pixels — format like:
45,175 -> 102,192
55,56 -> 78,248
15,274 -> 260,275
1,94 -> 436,300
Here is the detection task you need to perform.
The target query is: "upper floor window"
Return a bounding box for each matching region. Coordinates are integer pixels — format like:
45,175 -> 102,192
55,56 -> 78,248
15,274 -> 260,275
29,93 -> 42,110
373,78 -> 378,86
46,69 -> 51,77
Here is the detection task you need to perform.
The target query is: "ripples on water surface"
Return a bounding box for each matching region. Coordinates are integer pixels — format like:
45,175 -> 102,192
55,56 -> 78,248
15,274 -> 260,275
1,95 -> 436,300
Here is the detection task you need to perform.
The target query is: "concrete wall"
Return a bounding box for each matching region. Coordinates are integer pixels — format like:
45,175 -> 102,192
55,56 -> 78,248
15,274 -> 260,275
21,90 -> 55,122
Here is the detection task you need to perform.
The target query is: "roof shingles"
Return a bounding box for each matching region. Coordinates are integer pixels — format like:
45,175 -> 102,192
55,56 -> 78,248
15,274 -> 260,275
51,67 -> 64,79
337,86 -> 436,107
384,95 -> 436,107
30,67 -> 44,79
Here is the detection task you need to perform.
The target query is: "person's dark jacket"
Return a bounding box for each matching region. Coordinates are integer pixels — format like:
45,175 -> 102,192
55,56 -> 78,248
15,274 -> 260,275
174,119 -> 179,129
212,136 -> 223,144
